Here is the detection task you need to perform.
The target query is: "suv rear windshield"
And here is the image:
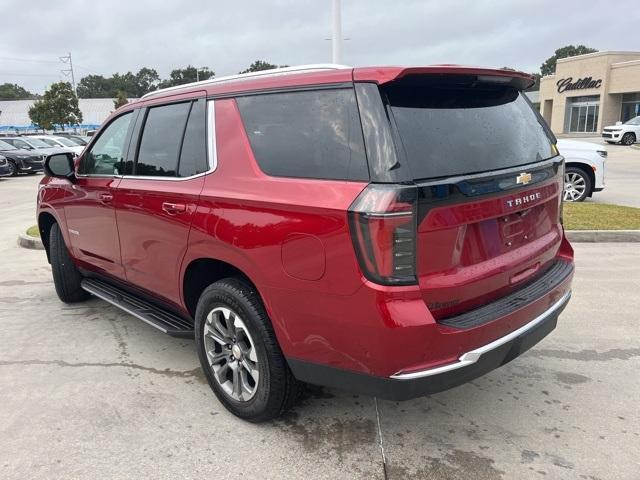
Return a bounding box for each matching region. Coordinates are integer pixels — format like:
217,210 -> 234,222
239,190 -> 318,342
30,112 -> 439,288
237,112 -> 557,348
384,77 -> 555,180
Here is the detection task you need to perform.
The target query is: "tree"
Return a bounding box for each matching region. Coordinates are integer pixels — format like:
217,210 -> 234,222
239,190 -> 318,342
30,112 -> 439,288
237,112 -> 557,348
28,101 -> 52,130
158,66 -> 214,88
134,67 -> 160,96
113,90 -> 129,110
77,68 -> 160,98
28,82 -> 83,131
77,74 -> 113,98
0,83 -> 38,100
540,45 -> 598,76
239,60 -> 288,74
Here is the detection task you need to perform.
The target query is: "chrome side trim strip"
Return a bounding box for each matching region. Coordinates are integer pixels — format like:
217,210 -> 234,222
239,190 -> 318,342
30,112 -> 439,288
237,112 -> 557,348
390,291 -> 572,380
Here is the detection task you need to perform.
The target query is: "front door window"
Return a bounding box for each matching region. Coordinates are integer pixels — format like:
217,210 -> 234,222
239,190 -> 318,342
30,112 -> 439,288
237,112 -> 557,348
80,112 -> 133,175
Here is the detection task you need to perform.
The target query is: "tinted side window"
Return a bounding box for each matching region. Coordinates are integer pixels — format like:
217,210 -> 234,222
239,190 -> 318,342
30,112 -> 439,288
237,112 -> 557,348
236,89 -> 368,181
136,102 -> 190,177
80,112 -> 133,175
178,100 -> 208,177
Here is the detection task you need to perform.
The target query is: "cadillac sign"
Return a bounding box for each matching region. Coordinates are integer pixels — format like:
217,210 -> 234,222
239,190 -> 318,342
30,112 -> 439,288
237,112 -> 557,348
556,76 -> 602,93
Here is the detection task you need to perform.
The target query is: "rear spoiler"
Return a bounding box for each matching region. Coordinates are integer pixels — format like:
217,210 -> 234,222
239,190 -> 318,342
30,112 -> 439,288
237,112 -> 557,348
353,66 -> 535,91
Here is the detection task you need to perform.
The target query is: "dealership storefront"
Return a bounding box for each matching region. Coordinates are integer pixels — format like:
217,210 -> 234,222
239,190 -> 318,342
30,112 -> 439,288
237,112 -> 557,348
539,51 -> 640,135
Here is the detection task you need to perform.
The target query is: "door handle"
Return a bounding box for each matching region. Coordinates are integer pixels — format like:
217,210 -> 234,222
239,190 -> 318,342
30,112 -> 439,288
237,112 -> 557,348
99,193 -> 113,204
162,202 -> 187,215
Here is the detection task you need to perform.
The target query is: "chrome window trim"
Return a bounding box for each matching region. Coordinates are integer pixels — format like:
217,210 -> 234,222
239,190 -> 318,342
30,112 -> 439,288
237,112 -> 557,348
141,64 -> 351,100
76,100 -> 217,182
390,290 -> 572,380
207,99 -> 217,172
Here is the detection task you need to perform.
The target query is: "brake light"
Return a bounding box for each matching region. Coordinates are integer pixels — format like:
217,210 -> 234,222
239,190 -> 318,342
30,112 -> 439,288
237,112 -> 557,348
348,184 -> 418,285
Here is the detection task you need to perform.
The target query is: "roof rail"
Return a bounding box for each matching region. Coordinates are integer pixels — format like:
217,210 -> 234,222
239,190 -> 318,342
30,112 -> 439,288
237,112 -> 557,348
141,64 -> 352,100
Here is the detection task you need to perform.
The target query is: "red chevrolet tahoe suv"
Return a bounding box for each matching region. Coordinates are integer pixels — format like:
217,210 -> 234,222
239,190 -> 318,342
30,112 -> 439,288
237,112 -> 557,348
37,64 -> 574,422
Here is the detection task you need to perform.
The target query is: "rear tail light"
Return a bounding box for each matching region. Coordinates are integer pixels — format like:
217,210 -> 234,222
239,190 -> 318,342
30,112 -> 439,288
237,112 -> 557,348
348,184 -> 418,285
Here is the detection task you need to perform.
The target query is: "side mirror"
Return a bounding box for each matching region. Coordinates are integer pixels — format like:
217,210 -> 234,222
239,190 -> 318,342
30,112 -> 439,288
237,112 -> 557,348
616,121 -> 623,125
44,152 -> 75,180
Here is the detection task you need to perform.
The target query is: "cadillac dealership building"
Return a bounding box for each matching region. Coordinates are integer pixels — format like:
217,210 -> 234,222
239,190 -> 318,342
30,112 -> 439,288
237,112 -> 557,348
539,51 -> 640,135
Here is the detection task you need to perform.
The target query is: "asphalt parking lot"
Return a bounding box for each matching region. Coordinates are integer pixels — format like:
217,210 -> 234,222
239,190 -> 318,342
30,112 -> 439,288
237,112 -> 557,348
1,174 -> 639,480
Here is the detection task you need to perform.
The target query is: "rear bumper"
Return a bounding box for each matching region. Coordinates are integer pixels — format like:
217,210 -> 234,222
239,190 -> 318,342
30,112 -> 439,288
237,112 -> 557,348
288,290 -> 570,400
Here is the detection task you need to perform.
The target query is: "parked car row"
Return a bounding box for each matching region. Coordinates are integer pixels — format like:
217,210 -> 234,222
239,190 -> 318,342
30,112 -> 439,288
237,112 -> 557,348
0,134 -> 88,177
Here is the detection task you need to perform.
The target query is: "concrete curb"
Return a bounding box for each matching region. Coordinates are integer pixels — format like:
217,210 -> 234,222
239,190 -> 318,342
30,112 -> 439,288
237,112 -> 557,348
565,230 -> 640,243
17,233 -> 44,250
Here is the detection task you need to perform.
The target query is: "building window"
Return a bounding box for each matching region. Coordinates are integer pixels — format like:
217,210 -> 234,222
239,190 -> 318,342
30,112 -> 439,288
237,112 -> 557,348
566,96 -> 599,133
621,93 -> 640,123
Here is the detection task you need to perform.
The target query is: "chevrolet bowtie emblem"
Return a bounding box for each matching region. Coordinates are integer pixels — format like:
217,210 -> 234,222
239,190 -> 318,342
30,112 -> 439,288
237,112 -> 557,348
516,172 -> 532,185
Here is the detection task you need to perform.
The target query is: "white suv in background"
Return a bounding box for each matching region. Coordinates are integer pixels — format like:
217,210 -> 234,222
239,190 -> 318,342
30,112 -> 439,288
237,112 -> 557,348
602,116 -> 640,145
557,139 -> 606,202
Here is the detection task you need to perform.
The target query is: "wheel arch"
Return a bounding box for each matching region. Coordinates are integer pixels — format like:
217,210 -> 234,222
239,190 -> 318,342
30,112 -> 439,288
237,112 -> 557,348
564,162 -> 595,195
37,211 -> 59,263
182,257 -> 263,318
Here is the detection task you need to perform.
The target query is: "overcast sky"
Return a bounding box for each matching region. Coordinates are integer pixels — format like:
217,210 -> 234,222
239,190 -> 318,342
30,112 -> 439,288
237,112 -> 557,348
1,0 -> 638,94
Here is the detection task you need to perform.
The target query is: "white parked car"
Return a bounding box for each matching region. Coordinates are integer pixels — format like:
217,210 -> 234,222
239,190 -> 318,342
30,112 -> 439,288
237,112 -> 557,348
602,116 -> 640,145
28,135 -> 85,155
1,136 -> 71,156
557,139 -> 606,202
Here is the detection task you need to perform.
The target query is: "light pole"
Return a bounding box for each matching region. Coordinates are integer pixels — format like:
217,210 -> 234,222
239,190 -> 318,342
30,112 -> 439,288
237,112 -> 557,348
332,0 -> 342,64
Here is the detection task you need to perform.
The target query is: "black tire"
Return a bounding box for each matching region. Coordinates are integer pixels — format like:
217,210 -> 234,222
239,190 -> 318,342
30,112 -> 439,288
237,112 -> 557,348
6,160 -> 18,177
195,277 -> 302,422
621,132 -> 636,146
49,223 -> 89,303
563,167 -> 592,202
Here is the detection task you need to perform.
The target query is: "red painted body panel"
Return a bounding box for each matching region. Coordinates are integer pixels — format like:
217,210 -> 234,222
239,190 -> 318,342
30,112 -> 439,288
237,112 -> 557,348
115,175 -> 204,306
63,176 -> 125,279
37,64 -> 572,384
417,180 -> 563,318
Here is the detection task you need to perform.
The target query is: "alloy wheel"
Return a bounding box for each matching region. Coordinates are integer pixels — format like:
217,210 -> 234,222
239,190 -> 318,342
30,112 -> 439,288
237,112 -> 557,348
7,161 -> 18,176
203,307 -> 260,402
622,133 -> 635,146
563,172 -> 587,202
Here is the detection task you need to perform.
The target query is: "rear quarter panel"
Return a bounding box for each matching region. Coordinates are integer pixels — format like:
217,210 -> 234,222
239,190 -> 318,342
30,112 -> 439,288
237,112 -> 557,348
182,98 -> 368,355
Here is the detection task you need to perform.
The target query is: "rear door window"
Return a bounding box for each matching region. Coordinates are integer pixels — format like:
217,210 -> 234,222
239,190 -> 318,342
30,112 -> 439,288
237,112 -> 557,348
384,77 -> 555,180
178,99 -> 208,177
136,102 -> 191,177
236,88 -> 369,181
